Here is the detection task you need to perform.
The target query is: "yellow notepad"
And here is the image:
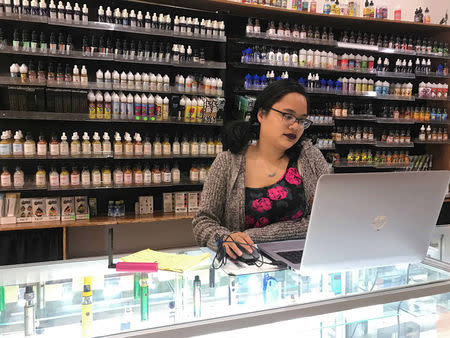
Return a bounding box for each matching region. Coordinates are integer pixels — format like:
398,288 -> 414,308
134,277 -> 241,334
121,249 -> 210,273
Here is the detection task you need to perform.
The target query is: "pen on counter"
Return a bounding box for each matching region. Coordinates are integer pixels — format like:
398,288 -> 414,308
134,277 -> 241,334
24,285 -> 35,336
193,275 -> 201,318
140,272 -> 149,321
81,276 -> 93,337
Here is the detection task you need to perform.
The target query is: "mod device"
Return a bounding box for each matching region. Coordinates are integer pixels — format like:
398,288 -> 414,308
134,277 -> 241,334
193,275 -> 201,318
140,273 -> 149,321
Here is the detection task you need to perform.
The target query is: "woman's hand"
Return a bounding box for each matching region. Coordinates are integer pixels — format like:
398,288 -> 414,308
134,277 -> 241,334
223,232 -> 255,260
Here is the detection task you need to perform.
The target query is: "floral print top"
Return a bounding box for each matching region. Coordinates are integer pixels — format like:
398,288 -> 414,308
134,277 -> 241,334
245,159 -> 307,229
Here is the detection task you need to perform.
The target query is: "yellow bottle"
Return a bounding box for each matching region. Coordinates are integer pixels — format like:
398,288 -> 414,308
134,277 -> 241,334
190,98 -> 197,122
162,135 -> 171,156
215,137 -> 223,154
184,97 -> 191,122
196,98 -> 204,123
35,165 -> 46,187
60,166 -> 70,187
207,137 -> 215,155
102,166 -> 112,186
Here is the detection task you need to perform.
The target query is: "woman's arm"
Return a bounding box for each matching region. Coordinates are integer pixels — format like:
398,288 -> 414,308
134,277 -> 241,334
192,152 -> 233,250
244,217 -> 309,243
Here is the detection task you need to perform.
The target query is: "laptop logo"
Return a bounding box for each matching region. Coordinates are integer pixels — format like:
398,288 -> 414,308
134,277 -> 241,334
372,216 -> 387,231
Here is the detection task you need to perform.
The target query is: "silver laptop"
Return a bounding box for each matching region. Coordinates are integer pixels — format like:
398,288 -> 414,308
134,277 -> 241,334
257,171 -> 450,274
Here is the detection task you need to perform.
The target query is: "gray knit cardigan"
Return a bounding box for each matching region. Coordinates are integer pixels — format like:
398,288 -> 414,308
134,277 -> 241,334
192,140 -> 331,250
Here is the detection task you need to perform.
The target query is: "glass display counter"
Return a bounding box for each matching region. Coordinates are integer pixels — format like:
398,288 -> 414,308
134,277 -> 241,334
1,248 -> 450,337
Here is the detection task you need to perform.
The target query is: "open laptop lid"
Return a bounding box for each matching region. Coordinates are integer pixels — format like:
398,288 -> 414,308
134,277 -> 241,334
299,171 -> 450,275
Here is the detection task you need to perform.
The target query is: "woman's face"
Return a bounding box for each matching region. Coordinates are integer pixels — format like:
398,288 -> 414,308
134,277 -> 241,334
257,92 -> 308,152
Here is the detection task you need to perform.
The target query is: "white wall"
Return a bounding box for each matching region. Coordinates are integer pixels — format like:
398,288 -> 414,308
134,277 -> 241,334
311,0 -> 449,24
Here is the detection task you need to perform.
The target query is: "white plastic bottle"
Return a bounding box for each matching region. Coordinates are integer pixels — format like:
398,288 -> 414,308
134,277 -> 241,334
81,132 -> 91,154
80,65 -> 88,85
71,132 -> 80,154
127,93 -> 134,120
102,132 -> 111,154
111,92 -> 120,119
120,92 -> 127,119
92,132 -> 102,154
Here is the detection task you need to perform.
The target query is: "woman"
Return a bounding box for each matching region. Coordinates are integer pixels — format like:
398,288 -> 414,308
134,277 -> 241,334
192,79 -> 331,259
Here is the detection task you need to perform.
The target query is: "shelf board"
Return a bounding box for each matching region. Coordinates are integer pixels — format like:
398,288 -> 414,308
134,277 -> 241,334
333,161 -> 409,169
375,118 -> 415,125
415,96 -> 450,102
413,139 -> 450,145
0,14 -> 227,43
0,111 -> 224,126
0,180 -> 204,193
414,120 -> 450,126
309,122 -> 335,127
0,212 -> 195,232
0,154 -> 217,160
235,88 -> 415,101
334,116 -> 376,122
375,142 -> 415,148
0,47 -> 226,70
415,72 -> 450,80
335,140 -> 376,145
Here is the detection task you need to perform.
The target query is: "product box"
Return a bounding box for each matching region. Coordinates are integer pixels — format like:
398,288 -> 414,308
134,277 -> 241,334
188,192 -> 201,213
32,198 -> 46,222
163,193 -> 174,213
139,196 -> 154,215
175,192 -> 188,214
46,197 -> 60,221
61,197 -> 75,221
75,196 -> 89,220
17,198 -> 33,223
89,198 -> 97,218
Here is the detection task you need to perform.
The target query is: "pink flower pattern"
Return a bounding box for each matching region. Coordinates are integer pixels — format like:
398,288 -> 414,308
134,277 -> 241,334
267,185 -> 288,200
251,198 -> 272,213
245,160 -> 307,229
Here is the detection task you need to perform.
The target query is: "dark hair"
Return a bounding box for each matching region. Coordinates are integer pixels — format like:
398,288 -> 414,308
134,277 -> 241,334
223,79 -> 309,161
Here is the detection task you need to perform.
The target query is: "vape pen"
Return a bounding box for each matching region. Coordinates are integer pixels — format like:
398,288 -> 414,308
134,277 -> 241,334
24,286 -> 35,336
140,273 -> 149,321
134,272 -> 140,300
193,275 -> 201,318
81,277 -> 93,337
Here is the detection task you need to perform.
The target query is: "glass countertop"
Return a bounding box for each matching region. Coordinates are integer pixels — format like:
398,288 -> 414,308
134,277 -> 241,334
1,248 -> 450,337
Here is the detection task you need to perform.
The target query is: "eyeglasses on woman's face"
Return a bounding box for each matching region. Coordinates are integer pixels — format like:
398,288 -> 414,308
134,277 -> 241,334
271,107 -> 313,129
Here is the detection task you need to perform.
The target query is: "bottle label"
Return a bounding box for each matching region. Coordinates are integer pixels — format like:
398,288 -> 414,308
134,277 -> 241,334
163,144 -> 171,155
148,103 -> 155,117
104,103 -> 111,119
0,144 -> 10,156
163,172 -> 171,183
82,173 -> 90,185
93,143 -> 102,154
82,143 -> 91,154
49,174 -> 59,186
144,172 -> 152,184
207,144 -> 215,154
153,144 -> 162,156
1,174 -> 11,187
199,170 -> 207,182
49,143 -> 59,156
103,143 -> 112,153
216,145 -> 223,153
96,103 -> 104,119
13,173 -> 24,187
182,144 -> 190,155
173,144 -> 180,155
36,174 -> 46,186
125,144 -> 133,155
200,144 -> 207,155
124,172 -> 132,185
172,171 -> 180,183
92,172 -> 101,185
114,144 -> 123,154
134,144 -> 143,155
141,104 -> 148,118
144,144 -> 152,156
152,172 -> 161,184
71,174 -> 80,186
114,172 -> 123,185
190,170 -> 199,182
89,102 -> 96,118
112,101 -> 120,116
134,103 -> 142,118
120,102 -> 127,117
134,172 -> 143,184
71,144 -> 80,154
13,143 -> 23,155
37,143 -> 47,156
60,174 -> 69,186
191,145 -> 199,155
60,143 -> 69,155
103,173 -> 112,185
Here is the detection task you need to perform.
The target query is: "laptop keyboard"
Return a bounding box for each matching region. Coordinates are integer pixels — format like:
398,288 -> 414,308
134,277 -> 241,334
277,250 -> 303,264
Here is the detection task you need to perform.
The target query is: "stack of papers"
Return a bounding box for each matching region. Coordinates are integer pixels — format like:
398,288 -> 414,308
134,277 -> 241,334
121,249 -> 210,273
